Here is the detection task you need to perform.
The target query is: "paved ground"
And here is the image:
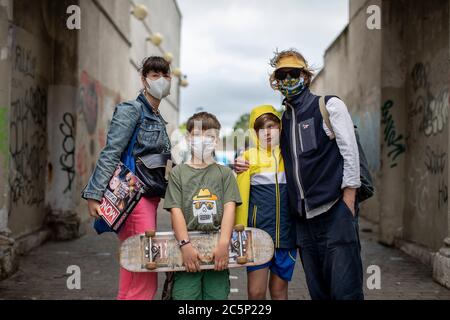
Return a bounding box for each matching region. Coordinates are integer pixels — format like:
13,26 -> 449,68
1,204 -> 450,300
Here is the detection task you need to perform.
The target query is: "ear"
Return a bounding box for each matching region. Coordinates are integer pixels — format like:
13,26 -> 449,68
269,72 -> 278,90
141,76 -> 148,88
301,70 -> 312,85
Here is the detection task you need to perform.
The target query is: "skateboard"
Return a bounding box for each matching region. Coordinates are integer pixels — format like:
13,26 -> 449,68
119,225 -> 274,272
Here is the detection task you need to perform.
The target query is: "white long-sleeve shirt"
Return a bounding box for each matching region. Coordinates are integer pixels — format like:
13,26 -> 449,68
325,97 -> 361,189
305,97 -> 361,219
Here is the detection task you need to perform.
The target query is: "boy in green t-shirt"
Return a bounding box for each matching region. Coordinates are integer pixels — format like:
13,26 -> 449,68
163,112 -> 242,300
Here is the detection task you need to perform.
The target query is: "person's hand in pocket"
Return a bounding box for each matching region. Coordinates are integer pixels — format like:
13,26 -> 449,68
343,187 -> 357,217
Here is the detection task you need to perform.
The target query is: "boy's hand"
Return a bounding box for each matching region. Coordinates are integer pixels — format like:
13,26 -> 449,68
181,243 -> 201,272
213,240 -> 229,271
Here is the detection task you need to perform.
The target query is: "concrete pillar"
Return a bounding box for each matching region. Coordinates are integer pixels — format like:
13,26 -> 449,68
43,0 -> 83,241
0,0 -> 18,280
432,10 -> 450,289
378,0 -> 407,245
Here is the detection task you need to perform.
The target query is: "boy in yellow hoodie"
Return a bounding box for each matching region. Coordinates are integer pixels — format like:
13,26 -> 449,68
236,105 -> 297,300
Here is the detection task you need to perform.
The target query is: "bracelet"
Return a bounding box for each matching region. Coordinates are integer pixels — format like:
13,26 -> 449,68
178,239 -> 190,248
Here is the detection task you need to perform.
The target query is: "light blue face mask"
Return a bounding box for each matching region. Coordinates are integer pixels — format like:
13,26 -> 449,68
278,76 -> 306,98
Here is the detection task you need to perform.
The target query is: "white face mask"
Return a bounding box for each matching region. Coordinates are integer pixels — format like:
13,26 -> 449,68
189,136 -> 216,161
145,76 -> 171,100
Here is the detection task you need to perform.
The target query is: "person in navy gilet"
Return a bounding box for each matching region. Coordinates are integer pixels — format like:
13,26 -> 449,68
235,49 -> 364,300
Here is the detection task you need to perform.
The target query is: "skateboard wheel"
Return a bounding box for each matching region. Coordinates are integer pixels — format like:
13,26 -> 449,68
237,256 -> 247,264
145,262 -> 157,270
234,224 -> 245,232
145,230 -> 156,238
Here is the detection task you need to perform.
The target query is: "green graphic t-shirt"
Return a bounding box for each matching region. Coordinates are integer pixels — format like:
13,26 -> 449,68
163,163 -> 242,232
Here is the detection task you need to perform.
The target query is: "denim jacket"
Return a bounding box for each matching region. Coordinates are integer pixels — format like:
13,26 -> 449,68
81,93 -> 171,202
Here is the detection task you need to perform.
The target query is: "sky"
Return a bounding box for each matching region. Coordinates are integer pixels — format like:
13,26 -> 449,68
177,0 -> 349,135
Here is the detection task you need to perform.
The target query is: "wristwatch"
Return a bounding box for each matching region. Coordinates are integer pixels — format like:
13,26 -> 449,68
178,239 -> 190,248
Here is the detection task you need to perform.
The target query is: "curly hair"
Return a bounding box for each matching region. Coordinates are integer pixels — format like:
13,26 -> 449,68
269,48 -> 315,85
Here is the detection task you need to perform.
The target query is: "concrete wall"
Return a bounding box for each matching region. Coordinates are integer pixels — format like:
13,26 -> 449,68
378,0 -> 407,246
7,0 -> 53,239
311,0 -> 449,262
0,0 -> 182,279
378,0 -> 448,251
129,0 -> 182,135
0,1 -> 13,236
73,0 -> 182,224
311,0 -> 382,224
401,1 -> 449,251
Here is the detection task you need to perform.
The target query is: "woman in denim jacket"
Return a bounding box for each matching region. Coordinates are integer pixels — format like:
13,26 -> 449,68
81,56 -> 172,300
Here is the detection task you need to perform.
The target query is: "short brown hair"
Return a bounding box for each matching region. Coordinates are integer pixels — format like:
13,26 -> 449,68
140,56 -> 171,77
254,113 -> 280,132
269,48 -> 314,85
186,112 -> 221,133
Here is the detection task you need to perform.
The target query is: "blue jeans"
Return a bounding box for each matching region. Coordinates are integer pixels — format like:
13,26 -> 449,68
296,198 -> 364,300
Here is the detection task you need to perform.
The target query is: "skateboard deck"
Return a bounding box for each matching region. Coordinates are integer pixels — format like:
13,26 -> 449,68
120,225 -> 274,272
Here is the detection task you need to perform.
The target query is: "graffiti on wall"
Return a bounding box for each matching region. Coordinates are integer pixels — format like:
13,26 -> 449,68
75,143 -> 88,180
422,146 -> 448,210
78,71 -> 102,135
409,63 -> 449,137
438,178 -> 448,210
76,71 -> 121,188
9,43 -> 48,207
0,107 -> 8,170
424,146 -> 446,175
381,100 -> 406,168
407,158 -> 431,219
406,61 -> 449,216
14,45 -> 36,79
9,86 -> 47,206
98,127 -> 106,149
59,113 -> 75,193
75,71 -> 121,190
352,111 -> 380,172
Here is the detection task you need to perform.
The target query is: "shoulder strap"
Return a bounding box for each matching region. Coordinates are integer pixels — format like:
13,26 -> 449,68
319,96 -> 335,140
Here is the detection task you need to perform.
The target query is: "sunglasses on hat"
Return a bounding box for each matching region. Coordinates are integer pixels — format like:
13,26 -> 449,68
194,201 -> 214,210
274,68 -> 302,81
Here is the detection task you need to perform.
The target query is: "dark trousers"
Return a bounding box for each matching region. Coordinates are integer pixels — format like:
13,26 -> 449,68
296,198 -> 364,300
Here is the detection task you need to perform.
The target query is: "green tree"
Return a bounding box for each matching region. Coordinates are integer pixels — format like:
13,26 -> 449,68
178,122 -> 187,134
233,113 -> 250,131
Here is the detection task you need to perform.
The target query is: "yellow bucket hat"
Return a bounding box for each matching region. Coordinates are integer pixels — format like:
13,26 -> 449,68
192,188 -> 218,201
275,54 -> 307,71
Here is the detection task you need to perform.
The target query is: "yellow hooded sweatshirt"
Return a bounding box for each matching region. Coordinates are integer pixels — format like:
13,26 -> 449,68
235,105 -> 291,248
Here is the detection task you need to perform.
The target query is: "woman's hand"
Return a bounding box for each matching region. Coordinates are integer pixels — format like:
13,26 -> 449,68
213,240 -> 229,271
181,243 -> 201,272
234,157 -> 249,174
87,199 -> 102,219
